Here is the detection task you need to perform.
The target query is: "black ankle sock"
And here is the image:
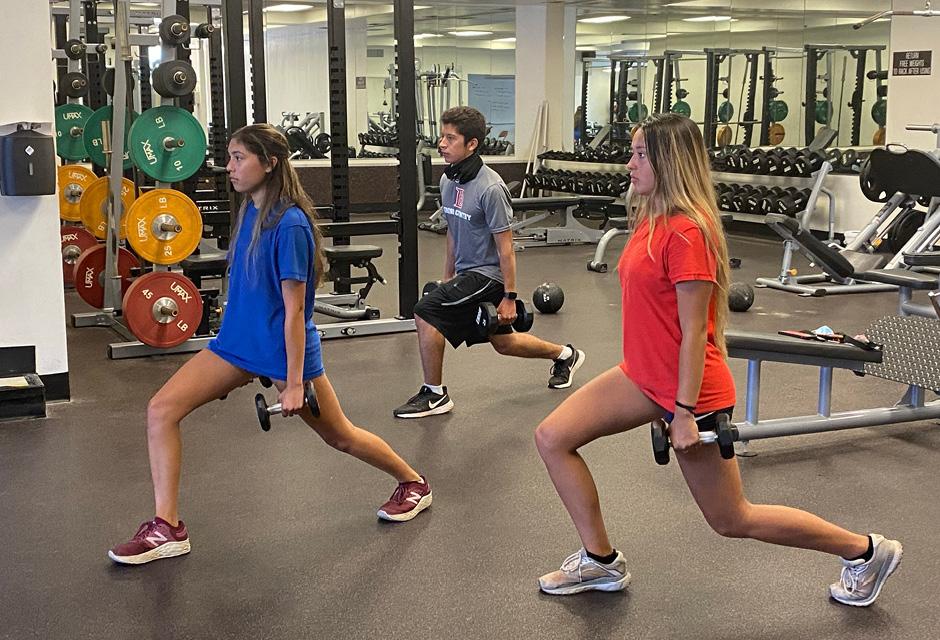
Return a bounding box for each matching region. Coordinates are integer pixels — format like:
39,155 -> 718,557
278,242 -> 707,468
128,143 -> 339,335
845,535 -> 874,562
586,549 -> 619,565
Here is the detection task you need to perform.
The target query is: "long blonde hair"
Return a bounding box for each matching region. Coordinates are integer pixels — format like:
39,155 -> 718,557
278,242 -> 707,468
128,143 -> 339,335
630,113 -> 730,354
229,123 -> 325,287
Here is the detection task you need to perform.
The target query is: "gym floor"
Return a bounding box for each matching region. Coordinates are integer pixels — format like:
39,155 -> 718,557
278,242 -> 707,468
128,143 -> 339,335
2,227 -> 939,640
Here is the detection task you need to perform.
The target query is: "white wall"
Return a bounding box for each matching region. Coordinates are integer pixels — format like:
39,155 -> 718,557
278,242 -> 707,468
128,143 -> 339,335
886,0 -> 940,148
0,0 -> 69,379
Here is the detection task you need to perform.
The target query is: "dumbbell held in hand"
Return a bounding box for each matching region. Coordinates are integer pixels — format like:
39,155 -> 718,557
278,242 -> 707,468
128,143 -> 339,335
475,299 -> 535,336
255,379 -> 320,431
650,413 -> 738,465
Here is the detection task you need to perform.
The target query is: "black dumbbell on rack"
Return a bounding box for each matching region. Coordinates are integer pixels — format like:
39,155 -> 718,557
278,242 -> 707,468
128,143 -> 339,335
255,376 -> 320,431
650,414 -> 739,465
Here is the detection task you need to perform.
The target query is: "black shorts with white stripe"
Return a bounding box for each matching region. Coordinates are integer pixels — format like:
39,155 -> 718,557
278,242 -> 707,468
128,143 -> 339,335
414,271 -> 511,348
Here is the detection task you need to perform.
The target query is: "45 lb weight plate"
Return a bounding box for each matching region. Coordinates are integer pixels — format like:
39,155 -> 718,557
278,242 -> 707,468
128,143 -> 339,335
73,245 -> 140,309
123,271 -> 203,348
60,225 -> 98,286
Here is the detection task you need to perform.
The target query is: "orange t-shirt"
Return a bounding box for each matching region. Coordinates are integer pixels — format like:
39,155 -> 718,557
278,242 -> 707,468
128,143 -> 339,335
618,214 -> 736,412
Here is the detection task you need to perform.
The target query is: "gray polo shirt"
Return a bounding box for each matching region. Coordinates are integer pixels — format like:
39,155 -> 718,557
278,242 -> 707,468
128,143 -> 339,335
441,164 -> 513,283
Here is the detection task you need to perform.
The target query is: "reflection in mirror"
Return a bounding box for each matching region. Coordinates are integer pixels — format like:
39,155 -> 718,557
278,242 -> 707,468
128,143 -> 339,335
570,0 -> 890,150
357,4 -> 516,161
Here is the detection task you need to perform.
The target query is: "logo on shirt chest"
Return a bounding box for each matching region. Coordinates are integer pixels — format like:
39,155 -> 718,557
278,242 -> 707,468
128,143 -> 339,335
454,186 -> 464,209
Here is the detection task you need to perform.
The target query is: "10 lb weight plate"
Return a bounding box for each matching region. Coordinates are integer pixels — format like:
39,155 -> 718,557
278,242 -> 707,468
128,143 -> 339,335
83,105 -> 138,169
54,104 -> 93,161
79,176 -> 136,239
128,105 -> 207,182
73,245 -> 140,308
127,189 -> 203,264
57,164 -> 96,221
122,271 -> 203,348
60,225 -> 98,286
671,100 -> 692,118
717,100 -> 734,123
627,103 -> 649,123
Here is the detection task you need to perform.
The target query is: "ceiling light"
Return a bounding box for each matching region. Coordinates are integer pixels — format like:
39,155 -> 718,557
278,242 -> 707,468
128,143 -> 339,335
414,5 -> 430,9
576,46 -> 596,52
414,33 -> 443,39
493,37 -> 516,43
448,30 -> 493,37
263,3 -> 312,12
682,16 -> 733,22
578,16 -> 631,24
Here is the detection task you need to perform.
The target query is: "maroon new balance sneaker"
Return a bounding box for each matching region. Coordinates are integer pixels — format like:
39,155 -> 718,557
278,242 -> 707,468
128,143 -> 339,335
377,476 -> 432,522
108,517 -> 191,565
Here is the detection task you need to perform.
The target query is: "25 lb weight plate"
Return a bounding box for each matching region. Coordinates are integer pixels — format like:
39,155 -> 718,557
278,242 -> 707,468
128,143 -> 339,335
83,105 -> 138,170
79,176 -> 136,240
54,104 -> 93,161
60,225 -> 98,286
73,245 -> 139,309
717,100 -> 734,123
128,105 -> 207,182
126,189 -> 203,264
122,271 -> 203,348
57,164 -> 96,221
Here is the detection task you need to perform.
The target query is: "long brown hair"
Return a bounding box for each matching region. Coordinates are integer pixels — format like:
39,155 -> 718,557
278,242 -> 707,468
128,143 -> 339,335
229,123 -> 325,287
630,113 -> 730,354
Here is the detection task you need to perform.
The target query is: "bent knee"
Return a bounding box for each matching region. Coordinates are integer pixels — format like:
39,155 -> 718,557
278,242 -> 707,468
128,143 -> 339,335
703,505 -> 752,538
535,421 -> 568,457
147,395 -> 180,430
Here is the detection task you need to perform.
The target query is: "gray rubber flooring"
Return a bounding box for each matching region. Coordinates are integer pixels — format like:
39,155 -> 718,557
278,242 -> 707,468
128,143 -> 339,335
2,226 -> 939,639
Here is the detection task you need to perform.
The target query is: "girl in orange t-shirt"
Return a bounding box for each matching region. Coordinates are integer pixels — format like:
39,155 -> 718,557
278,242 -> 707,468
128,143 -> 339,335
534,114 -> 901,607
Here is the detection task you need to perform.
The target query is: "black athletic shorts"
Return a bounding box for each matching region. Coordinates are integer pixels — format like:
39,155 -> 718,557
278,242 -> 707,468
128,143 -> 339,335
414,271 -> 512,348
663,406 -> 735,432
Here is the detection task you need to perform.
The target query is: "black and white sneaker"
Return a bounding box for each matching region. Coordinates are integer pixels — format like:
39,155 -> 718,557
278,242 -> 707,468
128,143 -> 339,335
548,345 -> 585,389
393,385 -> 454,418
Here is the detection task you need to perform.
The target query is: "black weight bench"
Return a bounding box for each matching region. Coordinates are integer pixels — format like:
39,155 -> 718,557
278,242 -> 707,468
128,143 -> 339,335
510,196 -> 615,249
724,316 -> 940,448
181,252 -> 228,288
322,244 -> 386,301
727,329 -> 882,372
758,213 -> 897,295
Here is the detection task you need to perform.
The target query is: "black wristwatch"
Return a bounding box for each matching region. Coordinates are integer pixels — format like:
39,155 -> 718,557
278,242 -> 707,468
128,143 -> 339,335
503,291 -> 518,300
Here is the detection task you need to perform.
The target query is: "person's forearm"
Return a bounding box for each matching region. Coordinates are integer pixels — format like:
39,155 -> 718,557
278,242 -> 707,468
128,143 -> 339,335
497,246 -> 517,292
676,326 -> 707,409
444,234 -> 456,280
283,309 -> 306,386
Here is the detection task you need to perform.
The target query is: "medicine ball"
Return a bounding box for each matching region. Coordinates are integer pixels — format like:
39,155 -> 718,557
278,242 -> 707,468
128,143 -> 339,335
728,282 -> 755,312
533,282 -> 565,314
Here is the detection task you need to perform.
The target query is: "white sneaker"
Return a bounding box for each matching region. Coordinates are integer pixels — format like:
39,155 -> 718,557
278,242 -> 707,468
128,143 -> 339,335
538,548 -> 630,595
829,534 -> 902,607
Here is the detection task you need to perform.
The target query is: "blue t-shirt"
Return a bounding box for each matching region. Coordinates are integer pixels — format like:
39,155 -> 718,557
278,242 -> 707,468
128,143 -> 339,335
208,202 -> 324,381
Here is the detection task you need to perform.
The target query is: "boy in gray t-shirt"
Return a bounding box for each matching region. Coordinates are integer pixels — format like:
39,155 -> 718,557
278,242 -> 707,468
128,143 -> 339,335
394,107 -> 585,419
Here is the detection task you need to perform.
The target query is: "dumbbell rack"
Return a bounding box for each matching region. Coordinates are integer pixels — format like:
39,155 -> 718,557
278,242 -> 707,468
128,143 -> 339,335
70,0 -> 219,360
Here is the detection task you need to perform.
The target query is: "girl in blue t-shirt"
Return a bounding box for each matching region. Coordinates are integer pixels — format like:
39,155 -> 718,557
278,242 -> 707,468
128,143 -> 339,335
109,124 -> 432,565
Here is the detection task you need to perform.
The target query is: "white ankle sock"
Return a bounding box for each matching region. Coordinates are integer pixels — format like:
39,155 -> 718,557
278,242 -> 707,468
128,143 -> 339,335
557,346 -> 573,361
424,383 -> 444,395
